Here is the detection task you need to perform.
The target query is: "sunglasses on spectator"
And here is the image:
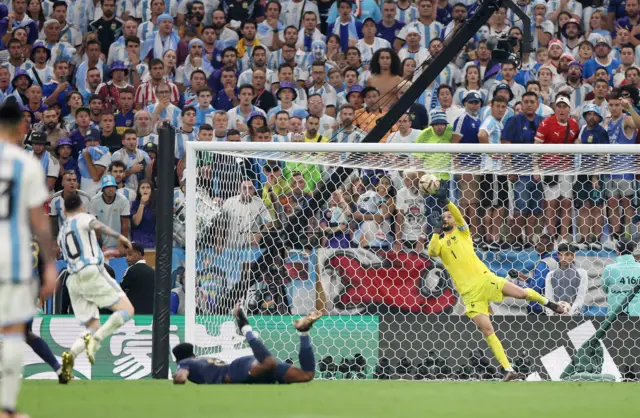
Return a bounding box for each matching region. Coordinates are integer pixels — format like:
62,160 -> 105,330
621,92 -> 631,98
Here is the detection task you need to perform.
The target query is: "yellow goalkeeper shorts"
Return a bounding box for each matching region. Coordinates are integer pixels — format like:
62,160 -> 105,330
463,275 -> 507,318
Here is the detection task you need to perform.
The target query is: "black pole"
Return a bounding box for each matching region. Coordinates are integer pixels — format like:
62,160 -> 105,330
362,0 -> 524,144
152,121 -> 175,379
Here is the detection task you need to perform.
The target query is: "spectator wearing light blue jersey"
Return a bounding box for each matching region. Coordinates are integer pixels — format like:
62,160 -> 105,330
327,0 -> 364,52
480,83 -> 515,123
602,89 -> 640,248
394,0 -> 443,50
78,128 -> 111,197
478,95 -> 508,248
574,103 -> 608,250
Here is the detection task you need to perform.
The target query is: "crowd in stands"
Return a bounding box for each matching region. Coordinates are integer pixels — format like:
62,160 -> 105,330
12,0 -> 640,315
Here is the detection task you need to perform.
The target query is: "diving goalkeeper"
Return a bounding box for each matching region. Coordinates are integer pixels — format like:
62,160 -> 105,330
427,190 -> 567,381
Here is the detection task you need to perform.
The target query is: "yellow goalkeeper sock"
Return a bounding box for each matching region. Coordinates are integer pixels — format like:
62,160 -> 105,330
485,333 -> 513,371
525,288 -> 548,306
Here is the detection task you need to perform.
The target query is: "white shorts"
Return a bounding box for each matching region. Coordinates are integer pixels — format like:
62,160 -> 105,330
67,265 -> 124,324
543,175 -> 574,200
0,281 -> 38,327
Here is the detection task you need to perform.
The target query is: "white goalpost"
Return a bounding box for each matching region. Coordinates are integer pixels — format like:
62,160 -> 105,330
183,142 -> 640,381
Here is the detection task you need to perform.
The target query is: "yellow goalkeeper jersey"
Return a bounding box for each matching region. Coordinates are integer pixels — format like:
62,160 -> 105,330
427,202 -> 492,296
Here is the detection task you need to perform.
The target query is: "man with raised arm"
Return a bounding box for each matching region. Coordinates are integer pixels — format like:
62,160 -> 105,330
427,188 -> 568,381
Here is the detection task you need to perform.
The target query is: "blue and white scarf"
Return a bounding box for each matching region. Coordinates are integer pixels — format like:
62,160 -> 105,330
142,31 -> 181,60
78,146 -> 109,179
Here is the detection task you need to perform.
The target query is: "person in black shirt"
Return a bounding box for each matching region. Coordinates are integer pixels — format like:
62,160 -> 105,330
100,111 -> 123,154
89,0 -> 124,56
220,0 -> 265,24
252,69 -> 277,113
120,242 -> 156,315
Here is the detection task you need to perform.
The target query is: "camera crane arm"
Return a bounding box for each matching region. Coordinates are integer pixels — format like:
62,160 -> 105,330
362,0 -> 531,144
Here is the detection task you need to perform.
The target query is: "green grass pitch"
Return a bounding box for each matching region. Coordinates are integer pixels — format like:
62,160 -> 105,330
21,380 -> 639,417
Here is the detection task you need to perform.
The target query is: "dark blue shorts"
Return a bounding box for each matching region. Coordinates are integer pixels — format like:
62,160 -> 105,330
227,356 -> 292,384
513,176 -> 543,215
26,319 -> 33,332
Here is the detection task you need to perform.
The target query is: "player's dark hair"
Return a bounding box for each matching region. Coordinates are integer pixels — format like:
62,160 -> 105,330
122,128 -> 137,139
252,45 -> 266,56
521,91 -> 538,101
492,95 -> 508,105
182,106 -> 196,116
240,20 -> 257,31
238,84 -> 254,94
370,48 -> 401,76
608,90 -> 622,101
199,124 -> 213,132
149,58 -> 164,68
190,69 -> 206,80
198,87 -> 213,96
125,36 -> 141,47
0,102 -> 24,125
265,0 -> 281,12
256,126 -> 271,135
172,343 -> 195,362
222,46 -> 238,56
130,241 -> 145,256
226,129 -> 241,136
557,243 -> 574,254
109,160 -> 127,172
64,192 -> 83,213
53,0 -> 68,9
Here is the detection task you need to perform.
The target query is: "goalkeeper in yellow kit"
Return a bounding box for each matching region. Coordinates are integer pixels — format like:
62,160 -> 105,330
427,190 -> 567,381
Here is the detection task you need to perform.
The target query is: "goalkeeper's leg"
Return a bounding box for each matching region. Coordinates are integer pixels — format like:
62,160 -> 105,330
471,314 -> 513,375
502,281 -> 567,314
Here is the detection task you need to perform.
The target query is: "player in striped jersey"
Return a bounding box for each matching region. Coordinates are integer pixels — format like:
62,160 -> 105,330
58,193 -> 134,381
0,103 -> 56,418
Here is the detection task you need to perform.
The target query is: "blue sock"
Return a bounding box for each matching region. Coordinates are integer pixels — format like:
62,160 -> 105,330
298,335 -> 315,373
27,335 -> 61,372
245,331 -> 271,363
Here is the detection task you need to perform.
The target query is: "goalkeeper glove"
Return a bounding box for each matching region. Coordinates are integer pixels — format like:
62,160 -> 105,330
433,187 -> 449,205
429,213 -> 443,234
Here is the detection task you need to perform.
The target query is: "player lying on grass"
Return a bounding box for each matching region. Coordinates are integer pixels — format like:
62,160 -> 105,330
172,307 -> 321,385
427,189 -> 568,382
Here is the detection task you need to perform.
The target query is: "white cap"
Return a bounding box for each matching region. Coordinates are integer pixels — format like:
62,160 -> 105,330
555,96 -> 571,107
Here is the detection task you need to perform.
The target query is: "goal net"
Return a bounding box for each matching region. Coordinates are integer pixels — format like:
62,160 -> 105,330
183,142 -> 640,382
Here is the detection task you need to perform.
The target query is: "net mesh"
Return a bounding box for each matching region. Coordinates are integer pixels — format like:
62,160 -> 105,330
183,146 -> 640,382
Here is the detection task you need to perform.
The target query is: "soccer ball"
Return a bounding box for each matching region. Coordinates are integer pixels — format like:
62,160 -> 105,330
558,301 -> 572,314
419,173 -> 440,195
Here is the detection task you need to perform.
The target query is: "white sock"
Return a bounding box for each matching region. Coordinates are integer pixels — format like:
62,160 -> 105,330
1,333 -> 25,412
70,336 -> 87,358
94,310 -> 129,342
506,367 -> 514,372
241,325 -> 253,337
